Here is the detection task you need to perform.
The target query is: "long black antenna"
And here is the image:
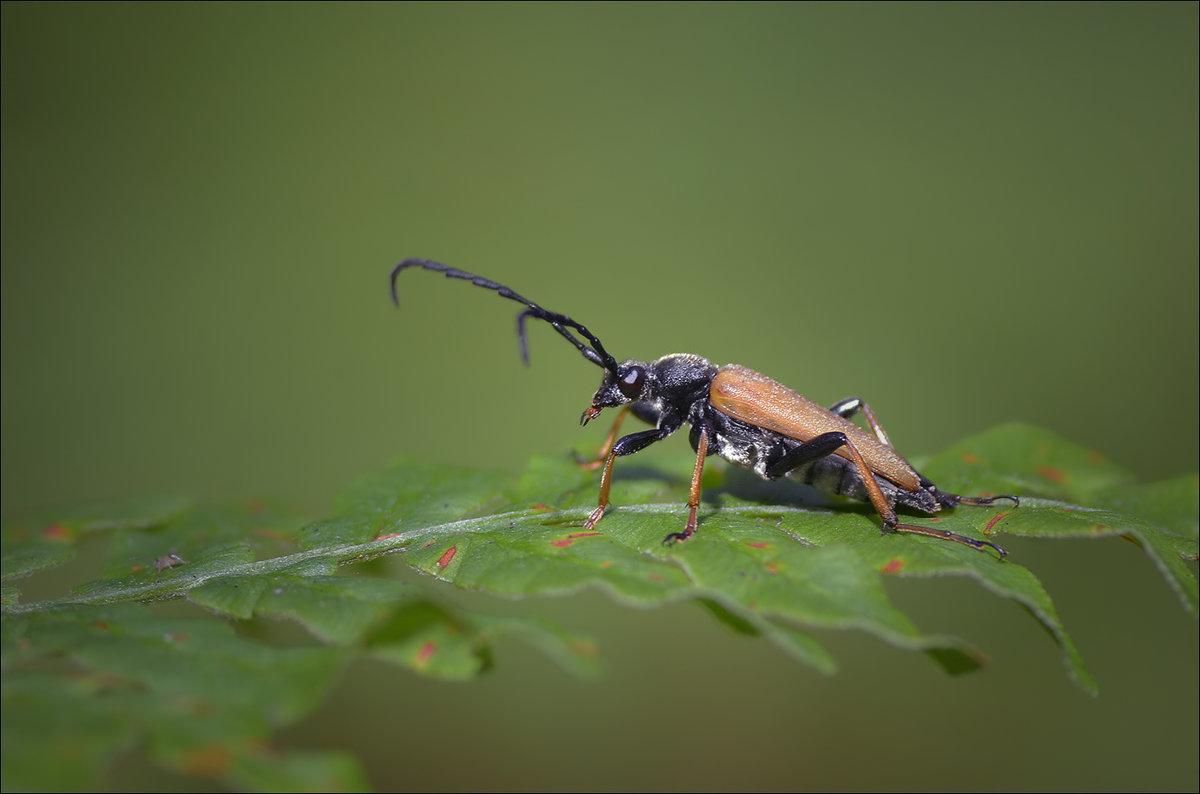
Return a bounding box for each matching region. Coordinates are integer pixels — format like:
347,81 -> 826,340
390,258 -> 619,371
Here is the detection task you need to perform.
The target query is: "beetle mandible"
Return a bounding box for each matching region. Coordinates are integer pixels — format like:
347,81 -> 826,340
390,258 -> 1018,558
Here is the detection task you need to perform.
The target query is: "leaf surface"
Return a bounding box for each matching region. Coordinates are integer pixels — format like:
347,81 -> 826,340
2,424 -> 1195,790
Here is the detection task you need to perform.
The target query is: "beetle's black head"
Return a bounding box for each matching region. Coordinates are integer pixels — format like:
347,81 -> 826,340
581,354 -> 719,427
581,358 -> 651,426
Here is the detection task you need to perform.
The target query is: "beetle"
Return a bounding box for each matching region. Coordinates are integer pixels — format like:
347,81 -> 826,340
390,258 -> 1018,558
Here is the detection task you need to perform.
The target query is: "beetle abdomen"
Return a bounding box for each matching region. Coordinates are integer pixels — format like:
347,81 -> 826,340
785,456 -> 942,514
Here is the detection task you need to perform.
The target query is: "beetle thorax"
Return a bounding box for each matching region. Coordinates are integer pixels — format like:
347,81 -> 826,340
648,354 -> 717,398
640,354 -> 717,419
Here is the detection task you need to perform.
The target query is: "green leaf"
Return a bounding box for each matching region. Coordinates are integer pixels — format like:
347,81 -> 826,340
1,603 -> 349,791
2,424 -> 1195,790
1,498 -> 599,791
924,424 -> 1198,616
1,495 -> 189,582
363,423 -> 1190,693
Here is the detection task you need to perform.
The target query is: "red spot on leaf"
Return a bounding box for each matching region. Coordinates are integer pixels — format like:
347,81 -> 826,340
881,558 -> 905,574
984,511 -> 1012,535
744,542 -> 770,549
646,573 -> 665,582
375,532 -> 404,541
1093,523 -> 1108,533
182,743 -> 233,776
962,452 -> 979,464
40,524 -> 71,541
600,561 -> 613,568
550,531 -> 604,548
1034,465 -> 1066,483
416,641 -> 437,666
530,503 -> 552,510
435,546 -> 458,569
130,564 -> 145,573
92,622 -> 110,631
764,561 -> 780,574
421,540 -> 438,549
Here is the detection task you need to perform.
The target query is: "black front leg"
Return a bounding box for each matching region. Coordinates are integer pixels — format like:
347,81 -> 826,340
583,424 -> 679,530
612,426 -> 674,457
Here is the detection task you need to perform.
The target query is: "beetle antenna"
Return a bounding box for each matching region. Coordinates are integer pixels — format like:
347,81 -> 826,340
516,309 -> 606,368
391,258 -> 618,372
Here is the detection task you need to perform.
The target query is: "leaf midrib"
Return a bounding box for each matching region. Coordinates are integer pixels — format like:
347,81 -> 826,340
6,503 -> 839,616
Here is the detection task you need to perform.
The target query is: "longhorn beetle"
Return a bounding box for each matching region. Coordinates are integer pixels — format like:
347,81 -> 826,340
390,259 -> 1018,558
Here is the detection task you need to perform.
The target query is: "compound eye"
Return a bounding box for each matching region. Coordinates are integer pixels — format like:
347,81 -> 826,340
617,366 -> 645,399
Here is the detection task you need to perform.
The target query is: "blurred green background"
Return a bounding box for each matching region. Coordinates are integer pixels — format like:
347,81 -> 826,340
3,3 -> 1196,791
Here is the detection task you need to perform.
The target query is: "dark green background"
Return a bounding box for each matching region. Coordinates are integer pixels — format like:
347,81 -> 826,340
3,3 -> 1196,791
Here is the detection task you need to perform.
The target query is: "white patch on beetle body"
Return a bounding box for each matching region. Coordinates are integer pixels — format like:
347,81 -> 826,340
714,433 -> 767,477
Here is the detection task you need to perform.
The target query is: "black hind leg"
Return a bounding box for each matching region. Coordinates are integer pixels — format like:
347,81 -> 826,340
767,435 -> 1012,558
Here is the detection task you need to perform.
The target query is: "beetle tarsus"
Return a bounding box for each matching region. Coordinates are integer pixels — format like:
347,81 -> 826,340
583,505 -> 606,530
889,521 -> 1008,559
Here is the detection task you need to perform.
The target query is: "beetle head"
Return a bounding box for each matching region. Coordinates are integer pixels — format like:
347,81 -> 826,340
581,359 -> 650,425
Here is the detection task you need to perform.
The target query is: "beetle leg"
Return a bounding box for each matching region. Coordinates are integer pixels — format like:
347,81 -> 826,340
888,519 -> 1007,557
764,432 -> 858,479
767,432 -> 1007,558
575,406 -> 630,470
583,449 -> 618,528
828,396 -> 893,449
583,426 -> 674,529
664,425 -> 710,545
765,431 -> 897,516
